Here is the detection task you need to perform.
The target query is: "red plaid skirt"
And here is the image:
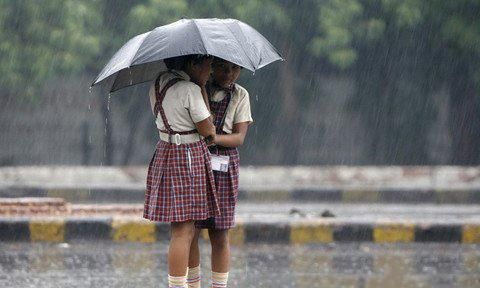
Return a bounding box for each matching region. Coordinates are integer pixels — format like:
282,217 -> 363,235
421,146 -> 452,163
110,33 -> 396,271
143,140 -> 220,223
195,147 -> 239,229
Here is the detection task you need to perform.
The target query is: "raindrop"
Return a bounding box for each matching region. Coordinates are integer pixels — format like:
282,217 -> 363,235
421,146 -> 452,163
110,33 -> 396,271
57,243 -> 70,249
88,86 -> 93,112
107,93 -> 111,111
255,94 -> 258,102
103,140 -> 106,164
105,117 -> 108,135
129,68 -> 133,85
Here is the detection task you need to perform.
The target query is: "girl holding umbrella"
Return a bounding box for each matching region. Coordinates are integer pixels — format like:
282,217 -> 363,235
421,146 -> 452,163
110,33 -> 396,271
143,54 -> 220,288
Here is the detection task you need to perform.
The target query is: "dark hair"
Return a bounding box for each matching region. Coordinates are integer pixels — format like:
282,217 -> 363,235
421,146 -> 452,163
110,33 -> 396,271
164,54 -> 213,71
212,57 -> 243,69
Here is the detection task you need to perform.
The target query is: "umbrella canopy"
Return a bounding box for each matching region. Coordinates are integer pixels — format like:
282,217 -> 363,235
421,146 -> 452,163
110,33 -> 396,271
92,18 -> 283,92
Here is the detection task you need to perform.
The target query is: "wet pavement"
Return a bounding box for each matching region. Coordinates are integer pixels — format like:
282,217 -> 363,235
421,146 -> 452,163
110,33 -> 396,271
237,203 -> 480,222
3,201 -> 479,222
1,242 -> 479,288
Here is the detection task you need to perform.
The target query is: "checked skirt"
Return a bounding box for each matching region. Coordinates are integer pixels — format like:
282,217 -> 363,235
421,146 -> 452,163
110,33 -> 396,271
195,146 -> 240,230
143,140 -> 220,223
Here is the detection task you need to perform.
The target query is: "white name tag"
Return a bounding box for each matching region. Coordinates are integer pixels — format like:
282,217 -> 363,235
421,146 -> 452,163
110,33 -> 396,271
211,155 -> 230,172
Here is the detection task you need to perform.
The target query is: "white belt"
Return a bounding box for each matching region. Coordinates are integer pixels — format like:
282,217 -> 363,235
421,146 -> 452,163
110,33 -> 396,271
159,131 -> 203,145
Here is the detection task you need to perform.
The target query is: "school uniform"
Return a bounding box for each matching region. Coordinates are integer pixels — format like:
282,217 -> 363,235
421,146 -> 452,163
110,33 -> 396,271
144,70 -> 220,223
195,81 -> 253,229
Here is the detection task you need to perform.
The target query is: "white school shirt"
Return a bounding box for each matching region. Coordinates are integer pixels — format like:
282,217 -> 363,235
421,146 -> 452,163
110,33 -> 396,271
210,83 -> 253,134
149,70 -> 211,132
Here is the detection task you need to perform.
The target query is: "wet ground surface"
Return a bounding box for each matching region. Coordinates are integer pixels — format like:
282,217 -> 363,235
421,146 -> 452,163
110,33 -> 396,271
236,203 -> 480,223
3,202 -> 479,223
0,242 -> 479,288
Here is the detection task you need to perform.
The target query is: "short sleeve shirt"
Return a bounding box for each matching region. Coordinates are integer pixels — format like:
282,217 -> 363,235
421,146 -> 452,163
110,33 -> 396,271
210,83 -> 253,134
149,70 -> 211,132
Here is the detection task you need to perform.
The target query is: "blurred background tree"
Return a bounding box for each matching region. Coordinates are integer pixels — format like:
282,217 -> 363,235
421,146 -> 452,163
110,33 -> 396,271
0,0 -> 101,99
309,0 -> 480,165
427,0 -> 480,164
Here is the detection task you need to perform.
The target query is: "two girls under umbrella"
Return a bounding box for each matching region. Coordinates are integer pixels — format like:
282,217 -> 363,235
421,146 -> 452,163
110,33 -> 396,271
92,18 -> 281,288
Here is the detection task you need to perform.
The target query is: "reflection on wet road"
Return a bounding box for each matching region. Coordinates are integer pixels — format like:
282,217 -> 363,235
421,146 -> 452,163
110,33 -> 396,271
0,241 -> 479,287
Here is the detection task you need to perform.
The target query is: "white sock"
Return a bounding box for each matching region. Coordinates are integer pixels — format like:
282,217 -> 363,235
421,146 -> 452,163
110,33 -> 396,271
211,271 -> 229,288
168,274 -> 187,288
187,265 -> 201,288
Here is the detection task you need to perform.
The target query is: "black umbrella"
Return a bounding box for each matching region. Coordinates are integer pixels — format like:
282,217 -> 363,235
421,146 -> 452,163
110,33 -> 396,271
92,18 -> 283,92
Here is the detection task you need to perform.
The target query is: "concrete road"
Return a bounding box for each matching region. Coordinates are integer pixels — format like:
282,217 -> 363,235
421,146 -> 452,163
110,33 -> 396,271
1,241 -> 479,288
236,202 -> 480,223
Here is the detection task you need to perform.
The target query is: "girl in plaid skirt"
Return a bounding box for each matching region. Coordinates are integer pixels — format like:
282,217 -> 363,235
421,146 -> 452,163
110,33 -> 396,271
187,58 -> 253,288
143,55 -> 219,288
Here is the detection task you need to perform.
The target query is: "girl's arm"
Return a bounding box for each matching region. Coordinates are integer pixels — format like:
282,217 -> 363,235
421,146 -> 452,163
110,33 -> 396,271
213,122 -> 249,148
195,117 -> 216,144
200,85 -> 213,121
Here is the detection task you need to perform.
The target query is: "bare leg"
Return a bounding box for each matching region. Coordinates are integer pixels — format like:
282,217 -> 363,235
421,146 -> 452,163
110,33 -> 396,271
208,229 -> 230,272
188,228 -> 201,268
169,221 -> 195,276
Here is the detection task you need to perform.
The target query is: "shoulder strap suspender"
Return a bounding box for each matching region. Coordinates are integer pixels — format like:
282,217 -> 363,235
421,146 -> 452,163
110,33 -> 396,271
154,76 -> 197,135
218,90 -> 232,131
208,83 -> 235,132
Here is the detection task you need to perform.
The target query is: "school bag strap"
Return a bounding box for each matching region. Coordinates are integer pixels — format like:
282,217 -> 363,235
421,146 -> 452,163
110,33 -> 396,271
154,75 -> 198,135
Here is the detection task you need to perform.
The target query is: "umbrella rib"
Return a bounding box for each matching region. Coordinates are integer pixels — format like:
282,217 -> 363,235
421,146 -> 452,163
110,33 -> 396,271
191,19 -> 209,55
108,31 -> 154,92
222,21 -> 257,70
110,70 -> 122,93
92,31 -> 153,91
110,77 -> 153,93
108,59 -> 165,93
129,30 -> 154,68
